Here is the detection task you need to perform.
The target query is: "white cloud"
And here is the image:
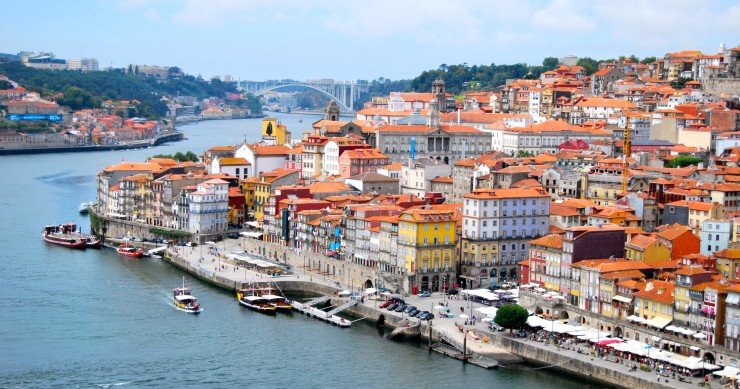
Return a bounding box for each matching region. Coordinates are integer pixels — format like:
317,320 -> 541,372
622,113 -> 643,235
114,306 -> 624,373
170,0 -> 264,26
530,0 -> 596,33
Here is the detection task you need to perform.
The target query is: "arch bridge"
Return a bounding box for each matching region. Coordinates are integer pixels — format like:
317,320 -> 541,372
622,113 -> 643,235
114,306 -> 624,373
238,79 -> 369,113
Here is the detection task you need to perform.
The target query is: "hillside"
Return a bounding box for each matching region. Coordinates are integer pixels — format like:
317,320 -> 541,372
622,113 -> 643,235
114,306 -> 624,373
0,62 -> 259,119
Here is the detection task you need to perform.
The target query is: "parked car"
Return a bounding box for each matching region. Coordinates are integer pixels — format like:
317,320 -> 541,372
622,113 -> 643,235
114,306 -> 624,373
415,310 -> 429,318
228,233 -> 239,239
407,308 -> 419,317
379,301 -> 393,309
418,290 -> 431,298
422,313 -> 435,321
394,305 -> 407,312
403,305 -> 417,314
386,303 -> 398,311
446,288 -> 459,295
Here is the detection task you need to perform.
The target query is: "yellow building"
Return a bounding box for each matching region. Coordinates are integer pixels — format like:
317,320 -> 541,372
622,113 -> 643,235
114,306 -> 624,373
674,265 -> 712,327
540,88 -> 553,118
261,118 -> 290,145
253,168 -> 299,222
398,208 -> 457,293
715,249 -> 740,279
240,176 -> 259,218
633,279 -> 675,329
624,234 -> 670,264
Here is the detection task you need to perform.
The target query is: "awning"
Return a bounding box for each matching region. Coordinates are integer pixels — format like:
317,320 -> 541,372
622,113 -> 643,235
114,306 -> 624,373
613,295 -> 632,303
647,316 -> 672,329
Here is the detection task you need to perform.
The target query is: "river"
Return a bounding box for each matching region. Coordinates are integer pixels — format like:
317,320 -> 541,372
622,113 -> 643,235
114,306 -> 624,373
0,113 -> 588,388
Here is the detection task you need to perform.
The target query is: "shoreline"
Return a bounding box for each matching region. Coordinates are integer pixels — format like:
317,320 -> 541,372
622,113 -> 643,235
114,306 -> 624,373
0,131 -> 184,156
106,234 -> 681,389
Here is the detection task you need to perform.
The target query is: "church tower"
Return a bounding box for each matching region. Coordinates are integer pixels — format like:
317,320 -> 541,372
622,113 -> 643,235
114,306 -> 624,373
325,100 -> 340,121
432,78 -> 447,112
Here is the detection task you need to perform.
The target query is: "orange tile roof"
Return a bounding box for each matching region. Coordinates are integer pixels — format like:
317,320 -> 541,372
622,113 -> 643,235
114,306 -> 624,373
634,280 -> 675,304
528,234 -> 563,249
464,188 -> 549,200
656,224 -> 693,241
219,157 -> 250,165
252,145 -> 292,156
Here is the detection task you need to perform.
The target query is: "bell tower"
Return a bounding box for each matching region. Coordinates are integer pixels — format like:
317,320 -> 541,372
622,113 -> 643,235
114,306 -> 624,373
432,78 -> 447,112
325,100 -> 340,121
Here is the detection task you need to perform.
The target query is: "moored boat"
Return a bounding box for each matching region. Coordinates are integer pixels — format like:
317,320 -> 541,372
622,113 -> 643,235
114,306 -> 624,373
262,294 -> 293,312
236,289 -> 276,314
85,235 -> 103,248
173,276 -> 202,314
42,224 -> 86,249
78,202 -> 90,214
117,244 -> 144,257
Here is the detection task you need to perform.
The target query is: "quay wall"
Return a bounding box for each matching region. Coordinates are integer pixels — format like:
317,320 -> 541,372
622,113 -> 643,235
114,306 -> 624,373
241,239 -> 382,294
495,335 -> 664,389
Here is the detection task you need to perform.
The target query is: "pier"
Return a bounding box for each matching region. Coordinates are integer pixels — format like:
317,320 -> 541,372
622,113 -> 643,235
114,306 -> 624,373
293,300 -> 352,328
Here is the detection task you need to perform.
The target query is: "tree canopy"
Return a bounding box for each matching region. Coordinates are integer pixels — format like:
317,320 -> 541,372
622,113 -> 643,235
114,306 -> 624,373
494,304 -> 529,333
667,155 -> 703,168
0,62 -> 242,119
150,151 -> 199,163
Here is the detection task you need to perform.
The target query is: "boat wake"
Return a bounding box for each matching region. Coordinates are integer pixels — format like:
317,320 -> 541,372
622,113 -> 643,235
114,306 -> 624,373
95,382 -> 131,388
173,303 -> 203,314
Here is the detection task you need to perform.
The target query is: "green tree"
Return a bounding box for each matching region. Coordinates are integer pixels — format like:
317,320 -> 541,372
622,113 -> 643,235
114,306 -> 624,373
670,77 -> 693,89
494,304 -> 529,334
641,56 -> 657,64
542,57 -> 559,70
667,155 -> 703,168
576,57 -> 599,75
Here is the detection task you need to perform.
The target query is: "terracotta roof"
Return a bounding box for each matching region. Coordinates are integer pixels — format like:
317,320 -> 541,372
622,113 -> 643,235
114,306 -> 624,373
656,224 -> 693,241
219,157 -> 250,166
528,234 -> 563,249
463,188 -> 549,200
634,280 -> 675,304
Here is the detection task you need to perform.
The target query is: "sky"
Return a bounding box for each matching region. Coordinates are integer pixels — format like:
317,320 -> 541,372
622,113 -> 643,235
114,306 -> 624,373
3,0 -> 740,83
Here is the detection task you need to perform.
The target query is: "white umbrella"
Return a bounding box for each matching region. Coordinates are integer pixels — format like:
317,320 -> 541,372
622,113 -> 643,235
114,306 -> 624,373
459,314 -> 469,319
434,305 -> 446,310
380,291 -> 391,296
482,317 -> 493,323
205,241 -> 216,245
693,333 -> 707,339
365,288 -> 377,294
338,290 -> 351,296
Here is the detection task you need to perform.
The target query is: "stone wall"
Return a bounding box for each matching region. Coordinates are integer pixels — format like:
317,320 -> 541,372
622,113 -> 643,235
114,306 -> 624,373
240,238 -> 382,292
495,335 -> 666,389
702,78 -> 740,96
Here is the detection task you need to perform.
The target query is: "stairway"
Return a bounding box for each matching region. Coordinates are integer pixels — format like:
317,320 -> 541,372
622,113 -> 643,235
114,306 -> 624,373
326,299 -> 358,316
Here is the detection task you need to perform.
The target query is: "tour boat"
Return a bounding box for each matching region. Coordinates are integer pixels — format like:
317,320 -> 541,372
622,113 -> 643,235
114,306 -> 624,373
78,202 -> 90,214
262,294 -> 294,313
42,224 -> 87,249
117,244 -> 144,257
173,277 -> 202,314
236,289 -> 276,314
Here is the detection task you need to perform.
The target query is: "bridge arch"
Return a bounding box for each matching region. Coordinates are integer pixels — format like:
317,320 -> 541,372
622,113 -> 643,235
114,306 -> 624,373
253,84 -> 354,112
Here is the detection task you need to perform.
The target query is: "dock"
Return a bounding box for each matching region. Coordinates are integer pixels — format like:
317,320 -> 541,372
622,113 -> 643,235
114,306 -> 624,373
431,343 -> 499,369
293,300 -> 352,328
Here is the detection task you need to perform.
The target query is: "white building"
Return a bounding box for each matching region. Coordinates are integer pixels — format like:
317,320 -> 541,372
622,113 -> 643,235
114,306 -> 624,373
401,158 -> 452,197
187,179 -> 229,236
701,219 -> 732,256
210,157 -> 251,180
235,143 -> 291,177
487,119 -> 611,155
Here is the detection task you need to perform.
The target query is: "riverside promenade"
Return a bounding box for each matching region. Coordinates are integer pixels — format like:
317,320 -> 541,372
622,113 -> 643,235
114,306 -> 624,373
155,238 -> 713,389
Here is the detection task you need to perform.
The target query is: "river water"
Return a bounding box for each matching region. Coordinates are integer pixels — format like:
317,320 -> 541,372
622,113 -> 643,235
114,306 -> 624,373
0,113 -> 587,388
